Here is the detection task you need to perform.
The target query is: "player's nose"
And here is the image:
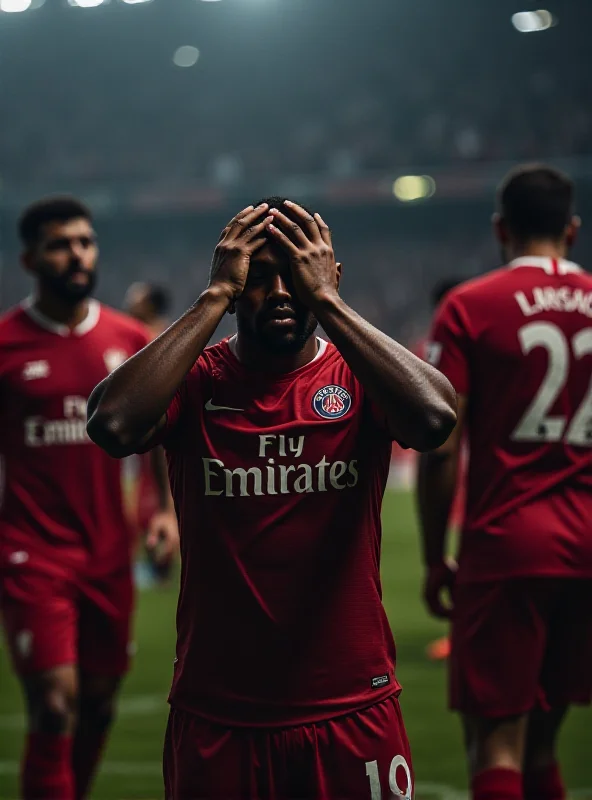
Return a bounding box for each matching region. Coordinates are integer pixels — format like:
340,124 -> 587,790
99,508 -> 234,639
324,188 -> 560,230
267,273 -> 292,301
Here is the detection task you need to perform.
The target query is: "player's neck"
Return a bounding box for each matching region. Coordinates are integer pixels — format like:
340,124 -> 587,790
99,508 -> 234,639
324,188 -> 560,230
508,241 -> 568,262
234,334 -> 319,373
33,290 -> 92,331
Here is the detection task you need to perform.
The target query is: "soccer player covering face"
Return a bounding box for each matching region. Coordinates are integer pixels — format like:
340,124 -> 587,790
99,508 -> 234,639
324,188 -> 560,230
417,165 -> 592,800
0,197 -> 179,800
88,199 -> 457,799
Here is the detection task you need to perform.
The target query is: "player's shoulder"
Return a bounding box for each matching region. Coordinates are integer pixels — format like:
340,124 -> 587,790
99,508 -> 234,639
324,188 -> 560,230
446,267 -> 508,304
97,303 -> 151,343
0,303 -> 33,343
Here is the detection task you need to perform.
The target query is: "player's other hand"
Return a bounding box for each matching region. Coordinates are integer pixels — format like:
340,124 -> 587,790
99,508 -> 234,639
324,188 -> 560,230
267,202 -> 340,308
146,509 -> 180,567
208,204 -> 274,304
423,558 -> 457,619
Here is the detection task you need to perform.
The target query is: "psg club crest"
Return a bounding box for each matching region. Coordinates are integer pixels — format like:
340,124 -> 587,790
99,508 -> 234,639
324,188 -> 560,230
312,385 -> 352,420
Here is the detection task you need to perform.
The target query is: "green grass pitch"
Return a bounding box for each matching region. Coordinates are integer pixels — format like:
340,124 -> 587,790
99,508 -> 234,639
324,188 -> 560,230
0,491 -> 590,799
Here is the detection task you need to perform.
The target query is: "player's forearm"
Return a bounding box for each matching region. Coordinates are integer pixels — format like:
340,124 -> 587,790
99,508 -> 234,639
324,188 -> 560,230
311,294 -> 457,451
152,447 -> 174,510
87,287 -> 230,455
416,450 -> 458,566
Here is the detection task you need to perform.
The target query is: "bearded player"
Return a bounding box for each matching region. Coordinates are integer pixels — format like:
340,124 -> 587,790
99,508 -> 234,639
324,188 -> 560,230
88,198 -> 456,799
418,165 -> 592,800
0,197 -> 179,800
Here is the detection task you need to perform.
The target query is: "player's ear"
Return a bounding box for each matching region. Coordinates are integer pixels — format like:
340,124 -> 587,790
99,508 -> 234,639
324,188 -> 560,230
492,212 -> 507,245
566,215 -> 581,249
20,250 -> 36,275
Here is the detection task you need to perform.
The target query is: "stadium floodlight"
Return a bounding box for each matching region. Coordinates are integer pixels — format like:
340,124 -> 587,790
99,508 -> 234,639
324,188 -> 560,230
68,0 -> 106,6
120,0 -> 153,4
173,46 -> 200,68
511,10 -> 555,32
393,175 -> 436,203
0,0 -> 32,11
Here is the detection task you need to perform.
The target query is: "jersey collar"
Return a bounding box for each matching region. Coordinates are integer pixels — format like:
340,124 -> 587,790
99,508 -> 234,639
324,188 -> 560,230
22,297 -> 101,337
227,335 -> 328,369
508,256 -> 583,275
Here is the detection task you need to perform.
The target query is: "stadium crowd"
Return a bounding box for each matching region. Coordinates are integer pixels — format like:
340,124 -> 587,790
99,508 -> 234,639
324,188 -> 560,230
1,38 -> 591,189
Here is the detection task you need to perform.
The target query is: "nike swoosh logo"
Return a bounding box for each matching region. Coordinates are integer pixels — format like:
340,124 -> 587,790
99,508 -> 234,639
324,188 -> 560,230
205,399 -> 245,412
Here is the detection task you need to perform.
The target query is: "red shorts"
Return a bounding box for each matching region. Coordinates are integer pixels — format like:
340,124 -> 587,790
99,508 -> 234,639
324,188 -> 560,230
0,565 -> 134,677
164,695 -> 413,800
450,578 -> 592,717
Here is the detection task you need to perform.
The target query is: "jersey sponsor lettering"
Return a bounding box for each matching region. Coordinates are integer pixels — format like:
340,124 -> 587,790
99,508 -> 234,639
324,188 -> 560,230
25,396 -> 89,447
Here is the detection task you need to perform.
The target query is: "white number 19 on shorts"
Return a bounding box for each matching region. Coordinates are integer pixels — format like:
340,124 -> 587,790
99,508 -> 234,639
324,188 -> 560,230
366,756 -> 413,799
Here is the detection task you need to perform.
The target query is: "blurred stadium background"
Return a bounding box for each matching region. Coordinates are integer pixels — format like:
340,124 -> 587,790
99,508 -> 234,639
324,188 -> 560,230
0,0 -> 591,798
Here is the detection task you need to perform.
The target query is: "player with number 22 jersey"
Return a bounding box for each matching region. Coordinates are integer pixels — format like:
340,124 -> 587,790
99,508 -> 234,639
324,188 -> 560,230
420,165 -> 592,800
431,256 -> 592,582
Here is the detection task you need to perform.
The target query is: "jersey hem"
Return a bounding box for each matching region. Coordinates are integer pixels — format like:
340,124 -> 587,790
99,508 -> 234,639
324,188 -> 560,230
457,567 -> 592,584
167,684 -> 401,729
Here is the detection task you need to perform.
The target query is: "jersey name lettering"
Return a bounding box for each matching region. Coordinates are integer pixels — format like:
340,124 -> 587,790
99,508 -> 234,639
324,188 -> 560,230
515,286 -> 592,318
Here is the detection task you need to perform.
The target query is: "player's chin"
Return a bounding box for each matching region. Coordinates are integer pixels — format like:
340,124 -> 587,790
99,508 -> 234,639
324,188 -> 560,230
64,286 -> 94,302
62,279 -> 95,301
259,329 -> 305,355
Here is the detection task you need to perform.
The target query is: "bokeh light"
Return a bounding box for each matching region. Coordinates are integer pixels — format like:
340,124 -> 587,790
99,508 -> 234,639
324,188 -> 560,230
68,0 -> 106,7
393,175 -> 436,203
0,0 -> 32,11
512,10 -> 555,32
173,46 -> 201,68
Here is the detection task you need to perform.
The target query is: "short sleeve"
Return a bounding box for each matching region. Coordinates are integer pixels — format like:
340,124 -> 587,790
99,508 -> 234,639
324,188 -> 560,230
426,294 -> 471,396
136,359 -> 206,453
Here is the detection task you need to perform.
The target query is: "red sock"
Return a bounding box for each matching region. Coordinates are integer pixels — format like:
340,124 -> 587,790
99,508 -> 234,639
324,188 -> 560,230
73,727 -> 109,800
22,732 -> 75,800
472,767 -> 523,800
523,762 -> 566,800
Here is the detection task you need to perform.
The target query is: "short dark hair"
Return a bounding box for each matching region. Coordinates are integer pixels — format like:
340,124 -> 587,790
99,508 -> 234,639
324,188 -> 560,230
145,284 -> 171,317
497,164 -> 575,242
18,196 -> 93,247
431,278 -> 463,309
254,196 -> 316,219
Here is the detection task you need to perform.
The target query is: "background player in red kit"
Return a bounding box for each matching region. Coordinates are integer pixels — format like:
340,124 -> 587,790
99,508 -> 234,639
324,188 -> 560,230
88,198 -> 457,799
124,282 -> 176,586
415,278 -> 465,663
0,197 -> 179,800
417,165 -> 592,800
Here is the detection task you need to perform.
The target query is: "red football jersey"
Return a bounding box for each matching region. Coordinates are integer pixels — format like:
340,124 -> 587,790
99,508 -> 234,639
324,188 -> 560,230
429,256 -> 592,583
0,299 -> 150,579
147,337 -> 398,726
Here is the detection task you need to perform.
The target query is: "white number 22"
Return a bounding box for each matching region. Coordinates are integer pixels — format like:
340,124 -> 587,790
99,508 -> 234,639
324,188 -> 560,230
512,322 -> 592,445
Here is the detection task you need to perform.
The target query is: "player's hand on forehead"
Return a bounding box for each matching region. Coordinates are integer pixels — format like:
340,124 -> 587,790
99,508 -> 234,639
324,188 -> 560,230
217,203 -> 270,241
209,203 -> 273,303
268,201 -> 332,249
267,201 -> 338,306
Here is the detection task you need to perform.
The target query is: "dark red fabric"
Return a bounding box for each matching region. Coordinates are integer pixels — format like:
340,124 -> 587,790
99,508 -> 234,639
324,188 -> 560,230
22,732 -> 74,800
523,762 -> 566,800
471,767 -> 522,800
